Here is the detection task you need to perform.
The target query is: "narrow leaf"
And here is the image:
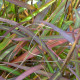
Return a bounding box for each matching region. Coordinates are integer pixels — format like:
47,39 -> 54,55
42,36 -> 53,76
15,64 -> 43,80
38,21 -> 74,43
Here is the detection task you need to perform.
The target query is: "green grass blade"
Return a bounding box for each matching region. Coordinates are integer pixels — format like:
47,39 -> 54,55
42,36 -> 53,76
0,34 -> 16,51
51,8 -> 64,24
20,0 -> 56,22
0,45 -> 16,60
0,65 -> 20,75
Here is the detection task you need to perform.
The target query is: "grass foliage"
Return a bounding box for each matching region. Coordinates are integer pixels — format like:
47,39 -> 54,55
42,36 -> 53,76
0,0 -> 80,80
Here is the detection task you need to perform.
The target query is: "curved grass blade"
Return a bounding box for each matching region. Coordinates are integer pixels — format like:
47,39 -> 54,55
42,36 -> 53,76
38,21 -> 74,44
